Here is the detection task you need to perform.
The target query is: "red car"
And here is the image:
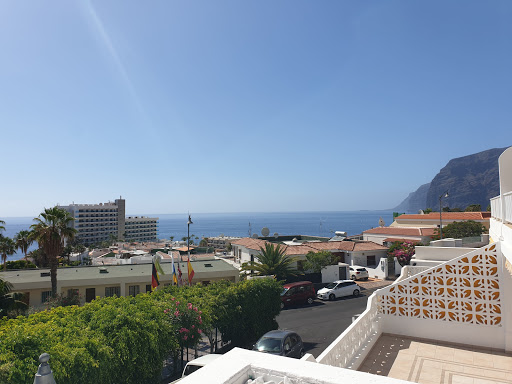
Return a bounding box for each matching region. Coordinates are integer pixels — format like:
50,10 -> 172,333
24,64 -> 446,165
280,281 -> 316,309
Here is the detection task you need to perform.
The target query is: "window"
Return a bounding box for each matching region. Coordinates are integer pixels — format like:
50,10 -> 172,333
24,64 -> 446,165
41,291 -> 52,303
146,284 -> 152,293
85,288 -> 96,302
367,256 -> 376,267
129,285 -> 140,296
105,286 -> 120,297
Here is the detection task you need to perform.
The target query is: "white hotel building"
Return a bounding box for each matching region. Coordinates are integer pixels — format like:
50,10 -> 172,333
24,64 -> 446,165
57,198 -> 157,245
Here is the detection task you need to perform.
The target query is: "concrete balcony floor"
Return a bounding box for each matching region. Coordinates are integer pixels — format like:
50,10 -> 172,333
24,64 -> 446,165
358,334 -> 512,384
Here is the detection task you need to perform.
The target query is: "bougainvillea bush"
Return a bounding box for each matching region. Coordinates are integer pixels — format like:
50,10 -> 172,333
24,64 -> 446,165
387,241 -> 417,266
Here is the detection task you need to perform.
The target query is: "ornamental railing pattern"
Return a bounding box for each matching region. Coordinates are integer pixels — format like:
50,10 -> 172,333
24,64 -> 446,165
377,244 -> 501,326
317,294 -> 382,369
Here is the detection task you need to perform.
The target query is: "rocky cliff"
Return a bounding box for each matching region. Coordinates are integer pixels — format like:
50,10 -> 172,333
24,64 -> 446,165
393,147 -> 508,212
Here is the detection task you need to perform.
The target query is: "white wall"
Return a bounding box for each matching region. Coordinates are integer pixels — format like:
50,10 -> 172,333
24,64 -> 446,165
413,246 -> 476,261
381,315 -> 505,350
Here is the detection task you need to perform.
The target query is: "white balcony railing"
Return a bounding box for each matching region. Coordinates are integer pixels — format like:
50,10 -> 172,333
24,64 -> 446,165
317,293 -> 382,369
491,196 -> 502,220
505,192 -> 512,224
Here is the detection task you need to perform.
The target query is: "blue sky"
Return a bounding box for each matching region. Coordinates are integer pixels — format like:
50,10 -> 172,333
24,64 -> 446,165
1,1 -> 511,217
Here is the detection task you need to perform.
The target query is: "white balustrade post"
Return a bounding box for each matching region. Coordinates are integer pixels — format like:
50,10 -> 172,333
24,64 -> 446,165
33,353 -> 56,384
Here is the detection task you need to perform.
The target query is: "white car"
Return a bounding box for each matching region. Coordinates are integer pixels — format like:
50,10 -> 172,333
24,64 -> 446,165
317,280 -> 360,301
349,266 -> 369,280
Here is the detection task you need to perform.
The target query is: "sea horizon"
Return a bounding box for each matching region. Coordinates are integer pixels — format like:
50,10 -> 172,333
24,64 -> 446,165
1,210 -> 396,262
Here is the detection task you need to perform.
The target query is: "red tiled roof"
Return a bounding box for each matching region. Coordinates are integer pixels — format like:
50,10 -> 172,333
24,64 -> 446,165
363,227 -> 436,236
395,212 -> 490,221
230,238 -> 269,250
383,238 -> 420,243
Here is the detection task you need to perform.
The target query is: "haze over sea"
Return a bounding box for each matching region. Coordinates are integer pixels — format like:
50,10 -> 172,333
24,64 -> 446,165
1,210 -> 394,262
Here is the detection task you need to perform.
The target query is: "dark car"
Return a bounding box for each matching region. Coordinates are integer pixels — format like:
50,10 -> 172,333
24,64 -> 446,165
253,330 -> 304,358
280,281 -> 316,309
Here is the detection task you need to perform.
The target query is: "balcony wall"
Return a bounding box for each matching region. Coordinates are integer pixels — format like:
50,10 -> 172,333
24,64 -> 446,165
318,243 -> 512,371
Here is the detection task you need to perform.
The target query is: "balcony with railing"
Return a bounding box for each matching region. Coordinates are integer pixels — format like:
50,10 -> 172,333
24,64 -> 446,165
314,242 -> 512,384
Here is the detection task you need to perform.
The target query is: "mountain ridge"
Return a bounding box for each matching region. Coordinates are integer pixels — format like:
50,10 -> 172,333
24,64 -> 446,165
393,147 -> 508,213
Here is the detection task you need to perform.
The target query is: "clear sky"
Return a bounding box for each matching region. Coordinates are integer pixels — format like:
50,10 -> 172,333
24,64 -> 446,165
1,1 -> 511,217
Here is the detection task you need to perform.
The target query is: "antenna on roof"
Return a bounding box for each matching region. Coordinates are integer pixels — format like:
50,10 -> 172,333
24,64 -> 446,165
248,222 -> 252,238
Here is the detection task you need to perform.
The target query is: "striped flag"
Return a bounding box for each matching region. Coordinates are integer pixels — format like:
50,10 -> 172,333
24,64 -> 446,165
151,261 -> 160,291
187,256 -> 195,285
171,252 -> 178,285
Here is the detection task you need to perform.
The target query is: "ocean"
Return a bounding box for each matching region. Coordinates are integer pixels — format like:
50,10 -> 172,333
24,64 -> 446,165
1,210 -> 394,261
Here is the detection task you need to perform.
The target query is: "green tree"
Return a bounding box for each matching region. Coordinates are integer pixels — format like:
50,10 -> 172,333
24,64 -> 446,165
199,238 -> 208,247
0,277 -> 27,317
241,243 -> 299,281
15,230 -> 33,260
0,219 -> 5,233
0,236 -> 16,271
465,204 -> 482,212
303,250 -> 339,273
30,207 -> 77,296
423,208 -> 433,214
435,220 -> 486,239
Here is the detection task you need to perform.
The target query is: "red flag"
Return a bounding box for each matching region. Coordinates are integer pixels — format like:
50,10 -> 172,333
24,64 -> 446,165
177,262 -> 183,286
151,261 -> 160,291
187,257 -> 195,285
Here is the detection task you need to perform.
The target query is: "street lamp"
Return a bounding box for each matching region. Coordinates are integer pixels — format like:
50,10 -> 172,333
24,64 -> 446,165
187,214 -> 193,262
439,191 -> 449,239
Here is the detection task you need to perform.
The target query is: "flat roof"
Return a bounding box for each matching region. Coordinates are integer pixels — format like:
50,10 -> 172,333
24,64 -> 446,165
1,259 -> 239,289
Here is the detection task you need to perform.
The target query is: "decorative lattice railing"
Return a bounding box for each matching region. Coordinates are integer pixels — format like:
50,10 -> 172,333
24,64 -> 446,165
377,243 -> 501,326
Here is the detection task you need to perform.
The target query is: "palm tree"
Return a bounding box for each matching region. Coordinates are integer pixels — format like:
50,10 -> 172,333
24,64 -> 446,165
30,207 -> 77,296
0,219 -> 5,233
0,277 -> 27,317
15,230 -> 33,260
0,236 -> 16,271
241,243 -> 299,281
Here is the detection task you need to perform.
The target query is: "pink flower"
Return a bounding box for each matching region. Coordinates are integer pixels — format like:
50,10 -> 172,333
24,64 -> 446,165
188,303 -> 193,309
183,335 -> 188,341
192,325 -> 195,329
174,311 -> 179,317
193,307 -> 198,311
198,329 -> 202,334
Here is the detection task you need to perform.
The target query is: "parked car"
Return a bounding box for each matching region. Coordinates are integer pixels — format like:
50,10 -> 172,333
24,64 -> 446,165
253,330 -> 304,358
349,266 -> 369,280
316,280 -> 360,300
171,354 -> 222,382
280,281 -> 316,309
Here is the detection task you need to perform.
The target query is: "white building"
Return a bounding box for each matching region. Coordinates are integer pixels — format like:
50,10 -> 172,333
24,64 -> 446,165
57,198 -> 158,245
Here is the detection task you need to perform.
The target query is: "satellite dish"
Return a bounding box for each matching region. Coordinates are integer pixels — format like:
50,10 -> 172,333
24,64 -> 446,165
273,232 -> 279,238
252,234 -> 259,239
261,227 -> 270,237
379,217 -> 385,227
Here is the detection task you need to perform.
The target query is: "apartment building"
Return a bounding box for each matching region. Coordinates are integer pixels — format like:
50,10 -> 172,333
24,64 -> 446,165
57,198 -> 157,245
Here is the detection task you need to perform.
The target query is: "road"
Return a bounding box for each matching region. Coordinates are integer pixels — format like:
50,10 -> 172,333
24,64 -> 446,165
276,287 -> 380,358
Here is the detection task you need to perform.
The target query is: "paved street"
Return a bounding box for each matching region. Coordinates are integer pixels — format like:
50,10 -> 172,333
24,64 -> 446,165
277,286 -> 384,358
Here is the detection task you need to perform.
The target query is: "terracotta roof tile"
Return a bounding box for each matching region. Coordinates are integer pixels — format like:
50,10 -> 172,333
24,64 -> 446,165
395,212 -> 490,221
230,238 -> 269,250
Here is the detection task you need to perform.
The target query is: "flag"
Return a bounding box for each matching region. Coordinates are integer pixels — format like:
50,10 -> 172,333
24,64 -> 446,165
151,261 -> 160,291
177,261 -> 183,286
171,252 -> 178,285
187,256 -> 195,285
154,255 -> 165,275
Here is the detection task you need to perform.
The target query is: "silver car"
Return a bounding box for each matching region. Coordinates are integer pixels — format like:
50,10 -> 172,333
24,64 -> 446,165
253,330 -> 304,358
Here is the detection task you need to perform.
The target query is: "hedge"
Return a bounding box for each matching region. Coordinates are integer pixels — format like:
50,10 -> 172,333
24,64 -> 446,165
0,278 -> 282,384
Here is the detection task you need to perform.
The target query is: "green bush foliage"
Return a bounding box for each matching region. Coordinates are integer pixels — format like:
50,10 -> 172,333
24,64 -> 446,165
5,260 -> 37,270
0,279 -> 282,383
